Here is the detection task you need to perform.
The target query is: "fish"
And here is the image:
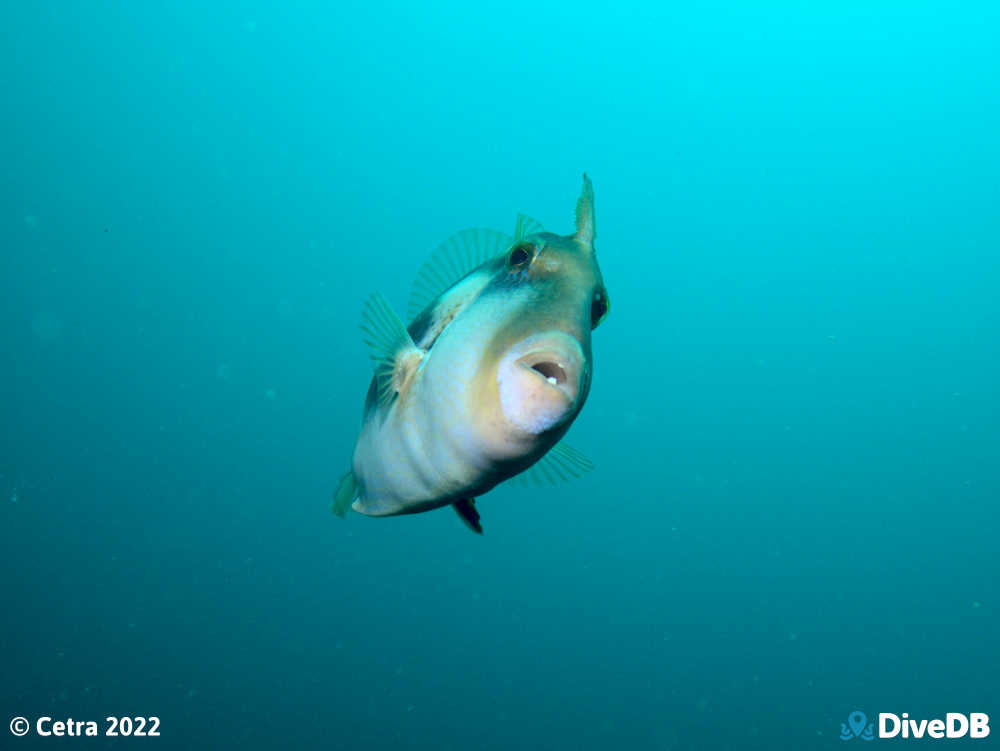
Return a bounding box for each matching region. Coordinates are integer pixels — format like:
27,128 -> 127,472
332,175 -> 609,533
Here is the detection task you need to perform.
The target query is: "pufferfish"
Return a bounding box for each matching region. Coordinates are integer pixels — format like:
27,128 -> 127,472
332,175 -> 609,533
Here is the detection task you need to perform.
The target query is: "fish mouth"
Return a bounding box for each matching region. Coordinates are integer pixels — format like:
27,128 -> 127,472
529,360 -> 567,385
510,332 -> 585,405
497,331 -> 587,435
519,354 -> 576,402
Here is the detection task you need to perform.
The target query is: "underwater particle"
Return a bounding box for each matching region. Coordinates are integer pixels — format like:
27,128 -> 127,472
9,489 -> 18,503
265,388 -> 276,400
972,601 -> 981,608
31,310 -> 63,342
244,19 -> 257,32
216,362 -> 231,380
23,214 -> 40,229
827,334 -> 837,341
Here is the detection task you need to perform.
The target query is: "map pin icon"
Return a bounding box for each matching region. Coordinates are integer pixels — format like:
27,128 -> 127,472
849,711 -> 867,737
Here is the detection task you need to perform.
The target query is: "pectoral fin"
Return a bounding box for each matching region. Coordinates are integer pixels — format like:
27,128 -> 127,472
452,498 -> 482,534
360,292 -> 424,408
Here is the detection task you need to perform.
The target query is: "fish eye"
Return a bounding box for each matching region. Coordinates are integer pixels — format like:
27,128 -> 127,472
507,243 -> 533,269
590,289 -> 609,329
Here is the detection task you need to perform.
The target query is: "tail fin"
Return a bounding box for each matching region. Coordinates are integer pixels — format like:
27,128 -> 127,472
332,470 -> 359,517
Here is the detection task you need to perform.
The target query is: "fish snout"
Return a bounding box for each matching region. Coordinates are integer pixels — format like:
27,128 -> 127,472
497,332 -> 586,435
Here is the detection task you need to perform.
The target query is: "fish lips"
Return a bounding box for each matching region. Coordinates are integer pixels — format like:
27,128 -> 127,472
498,332 -> 586,435
516,348 -> 582,404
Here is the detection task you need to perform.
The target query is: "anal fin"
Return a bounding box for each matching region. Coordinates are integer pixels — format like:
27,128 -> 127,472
452,498 -> 482,534
516,441 -> 594,486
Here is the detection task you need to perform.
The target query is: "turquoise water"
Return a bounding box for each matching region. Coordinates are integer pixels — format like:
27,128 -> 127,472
2,2 -> 998,749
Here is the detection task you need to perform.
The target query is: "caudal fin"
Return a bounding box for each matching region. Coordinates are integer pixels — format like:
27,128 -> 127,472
331,470 -> 359,517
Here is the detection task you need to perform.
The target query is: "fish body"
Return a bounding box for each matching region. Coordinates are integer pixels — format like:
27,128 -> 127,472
334,176 -> 609,531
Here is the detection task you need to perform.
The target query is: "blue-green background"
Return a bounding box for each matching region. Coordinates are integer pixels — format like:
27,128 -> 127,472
2,2 -> 997,748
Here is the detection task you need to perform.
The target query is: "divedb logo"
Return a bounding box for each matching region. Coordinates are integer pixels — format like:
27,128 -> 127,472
840,710 -> 990,740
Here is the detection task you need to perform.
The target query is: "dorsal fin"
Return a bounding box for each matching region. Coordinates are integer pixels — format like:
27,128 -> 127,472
514,213 -> 545,241
407,228 -> 512,322
359,292 -> 422,408
516,442 -> 594,486
574,173 -> 595,247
